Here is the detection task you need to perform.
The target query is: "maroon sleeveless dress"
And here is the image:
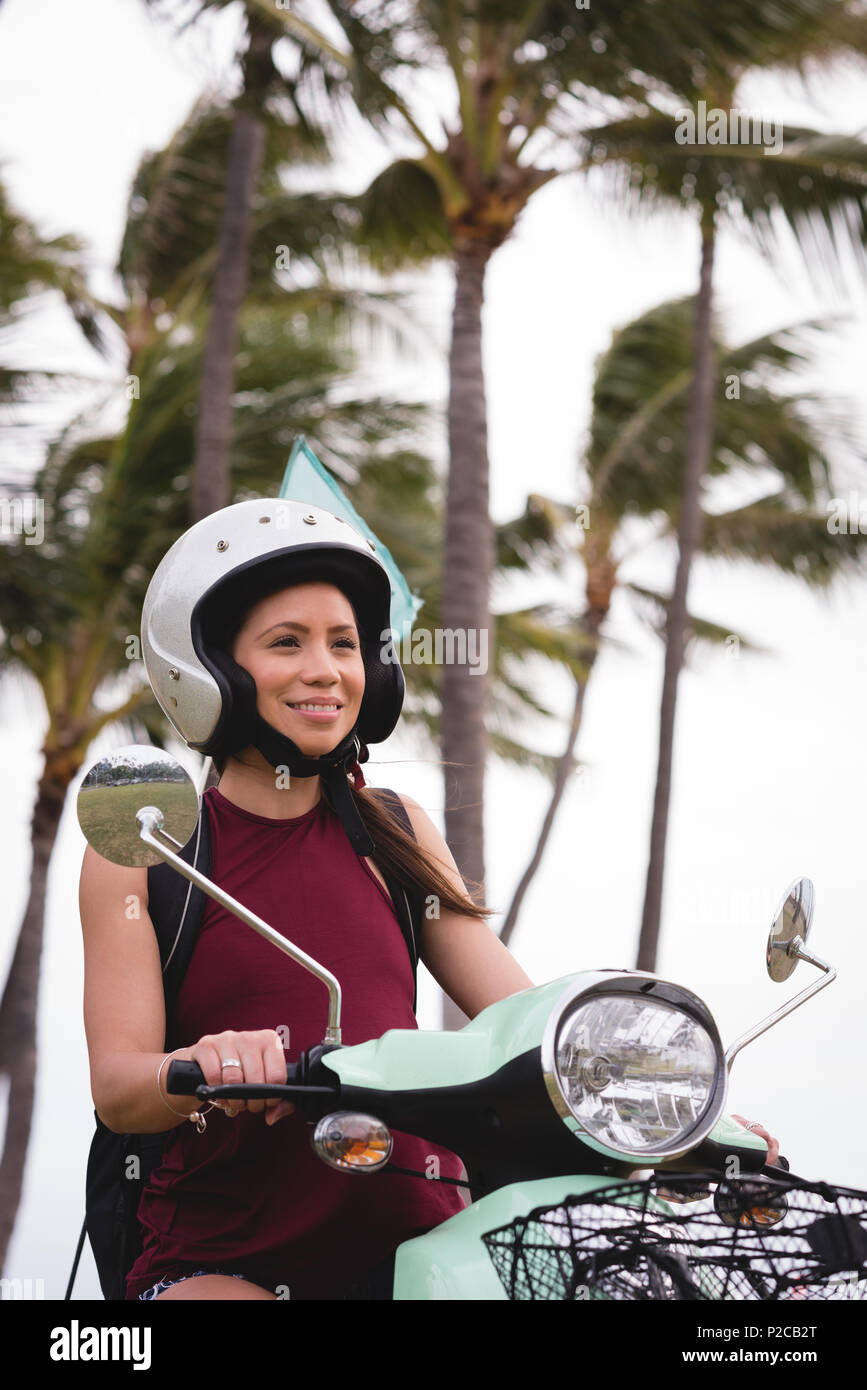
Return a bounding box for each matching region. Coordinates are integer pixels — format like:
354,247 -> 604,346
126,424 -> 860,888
124,786 -> 465,1300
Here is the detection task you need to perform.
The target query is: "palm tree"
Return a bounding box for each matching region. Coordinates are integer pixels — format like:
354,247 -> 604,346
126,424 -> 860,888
580,108 -> 867,968
498,296 -> 867,947
0,183 -> 120,1271
119,92 -> 426,382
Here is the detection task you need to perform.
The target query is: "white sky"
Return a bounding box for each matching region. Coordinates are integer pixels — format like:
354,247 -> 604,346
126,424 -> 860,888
1,0 -> 867,1299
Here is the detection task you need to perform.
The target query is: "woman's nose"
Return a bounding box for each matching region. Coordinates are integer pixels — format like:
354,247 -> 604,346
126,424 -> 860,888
299,643 -> 341,681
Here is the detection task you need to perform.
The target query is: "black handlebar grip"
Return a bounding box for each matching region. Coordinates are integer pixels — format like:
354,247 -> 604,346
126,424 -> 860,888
773,1154 -> 790,1171
166,1059 -> 206,1095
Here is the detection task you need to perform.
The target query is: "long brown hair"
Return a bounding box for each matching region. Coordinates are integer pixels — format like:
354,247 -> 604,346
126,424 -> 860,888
323,775 -> 494,922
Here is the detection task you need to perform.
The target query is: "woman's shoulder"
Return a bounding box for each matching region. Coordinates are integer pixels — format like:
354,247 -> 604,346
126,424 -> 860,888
368,787 -> 443,852
80,841 -> 149,904
367,785 -> 419,807
367,785 -> 422,820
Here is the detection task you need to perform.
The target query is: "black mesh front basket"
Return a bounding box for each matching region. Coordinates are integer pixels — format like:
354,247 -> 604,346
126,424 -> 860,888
480,1175 -> 867,1301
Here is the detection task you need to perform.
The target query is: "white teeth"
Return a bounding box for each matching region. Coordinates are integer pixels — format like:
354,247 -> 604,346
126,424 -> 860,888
289,703 -> 339,711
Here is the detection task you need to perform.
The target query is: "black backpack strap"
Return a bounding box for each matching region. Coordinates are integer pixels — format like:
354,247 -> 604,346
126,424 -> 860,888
372,788 -> 423,1014
147,802 -> 211,1051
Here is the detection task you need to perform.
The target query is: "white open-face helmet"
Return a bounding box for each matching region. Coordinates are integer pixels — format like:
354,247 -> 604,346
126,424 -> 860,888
141,497 -> 404,769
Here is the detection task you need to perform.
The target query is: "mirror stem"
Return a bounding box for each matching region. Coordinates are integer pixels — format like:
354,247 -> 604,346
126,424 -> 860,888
725,945 -> 835,1073
157,828 -> 186,851
138,810 -> 342,1046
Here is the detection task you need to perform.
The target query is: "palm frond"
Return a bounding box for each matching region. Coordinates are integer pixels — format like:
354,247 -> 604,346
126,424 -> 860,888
356,159 -> 451,270
622,581 -> 768,654
587,294 -> 852,517
495,492 -> 577,572
496,604 -> 597,682
700,492 -> 867,587
583,114 -> 867,290
486,731 -> 562,779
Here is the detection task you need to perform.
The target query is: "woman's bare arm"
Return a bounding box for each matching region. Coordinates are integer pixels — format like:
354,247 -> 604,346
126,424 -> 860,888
399,796 -> 534,1018
79,843 -> 201,1133
80,845 -> 293,1132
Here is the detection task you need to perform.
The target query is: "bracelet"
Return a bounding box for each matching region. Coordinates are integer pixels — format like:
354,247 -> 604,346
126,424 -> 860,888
156,1049 -> 216,1134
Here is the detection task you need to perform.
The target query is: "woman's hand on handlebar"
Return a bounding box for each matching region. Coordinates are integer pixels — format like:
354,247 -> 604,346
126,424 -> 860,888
731,1113 -> 780,1166
189,1029 -> 294,1125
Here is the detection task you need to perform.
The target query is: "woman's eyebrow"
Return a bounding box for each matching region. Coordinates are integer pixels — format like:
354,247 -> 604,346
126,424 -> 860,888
257,620 -> 358,638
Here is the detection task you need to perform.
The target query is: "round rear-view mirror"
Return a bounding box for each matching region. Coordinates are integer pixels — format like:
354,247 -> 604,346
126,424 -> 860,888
766,878 -> 815,983
77,744 -> 198,867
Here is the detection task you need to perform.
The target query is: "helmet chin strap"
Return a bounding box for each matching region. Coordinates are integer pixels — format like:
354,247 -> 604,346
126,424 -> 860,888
249,712 -> 375,857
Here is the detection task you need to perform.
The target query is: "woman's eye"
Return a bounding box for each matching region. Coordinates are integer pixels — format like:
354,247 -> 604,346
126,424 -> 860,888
270,636 -> 357,649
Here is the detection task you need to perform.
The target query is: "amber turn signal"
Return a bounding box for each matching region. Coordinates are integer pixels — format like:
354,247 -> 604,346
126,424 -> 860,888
311,1110 -> 393,1172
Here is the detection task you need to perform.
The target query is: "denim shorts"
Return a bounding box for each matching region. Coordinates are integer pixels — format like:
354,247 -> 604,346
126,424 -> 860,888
138,1269 -> 252,1300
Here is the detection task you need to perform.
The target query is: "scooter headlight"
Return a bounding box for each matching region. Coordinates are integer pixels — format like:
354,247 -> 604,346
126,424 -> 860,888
544,985 -> 725,1160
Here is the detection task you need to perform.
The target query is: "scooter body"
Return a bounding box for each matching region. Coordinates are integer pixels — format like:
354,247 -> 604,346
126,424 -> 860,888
393,1175 -> 638,1300
319,976 -> 768,1300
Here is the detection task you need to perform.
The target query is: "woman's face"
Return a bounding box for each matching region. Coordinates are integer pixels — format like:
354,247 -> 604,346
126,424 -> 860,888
231,582 -> 365,753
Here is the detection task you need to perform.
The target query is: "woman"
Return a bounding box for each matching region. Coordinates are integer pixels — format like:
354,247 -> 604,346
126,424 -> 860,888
80,497 -> 534,1301
80,496 -> 779,1301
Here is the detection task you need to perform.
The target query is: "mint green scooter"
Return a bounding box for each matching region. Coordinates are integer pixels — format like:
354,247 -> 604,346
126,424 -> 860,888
78,747 -> 866,1301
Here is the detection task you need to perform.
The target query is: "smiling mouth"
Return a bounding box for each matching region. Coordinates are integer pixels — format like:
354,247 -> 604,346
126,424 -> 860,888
285,702 -> 342,712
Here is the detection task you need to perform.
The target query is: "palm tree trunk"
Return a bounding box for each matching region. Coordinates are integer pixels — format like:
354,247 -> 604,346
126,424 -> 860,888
441,235 -> 496,1029
498,677 -> 585,949
636,208 -> 717,972
190,17 -> 271,521
0,752 -> 71,1270
498,547 -> 614,947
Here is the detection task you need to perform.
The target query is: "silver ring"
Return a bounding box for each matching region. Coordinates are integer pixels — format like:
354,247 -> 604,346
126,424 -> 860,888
744,1121 -> 761,1132
220,1058 -> 242,1070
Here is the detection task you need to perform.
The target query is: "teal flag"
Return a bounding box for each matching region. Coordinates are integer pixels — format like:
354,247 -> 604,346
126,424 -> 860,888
278,436 -> 423,643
